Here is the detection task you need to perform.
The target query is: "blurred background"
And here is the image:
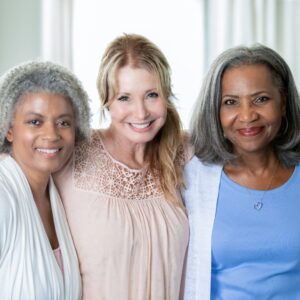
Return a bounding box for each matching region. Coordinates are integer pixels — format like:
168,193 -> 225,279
1,0 -> 299,128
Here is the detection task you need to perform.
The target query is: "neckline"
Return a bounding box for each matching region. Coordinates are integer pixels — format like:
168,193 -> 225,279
221,165 -> 297,195
97,130 -> 145,173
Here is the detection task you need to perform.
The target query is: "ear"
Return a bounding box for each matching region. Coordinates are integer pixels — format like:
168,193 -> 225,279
6,128 -> 14,143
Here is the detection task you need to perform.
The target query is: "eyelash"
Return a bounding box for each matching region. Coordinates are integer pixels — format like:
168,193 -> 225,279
223,99 -> 236,105
26,120 -> 71,127
117,95 -> 129,101
147,92 -> 159,98
57,120 -> 71,127
255,96 -> 270,103
223,96 -> 270,106
117,92 -> 159,102
27,119 -> 41,126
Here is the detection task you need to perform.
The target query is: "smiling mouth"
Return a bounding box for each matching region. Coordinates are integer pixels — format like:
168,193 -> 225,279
238,127 -> 263,136
130,121 -> 153,129
36,148 -> 61,154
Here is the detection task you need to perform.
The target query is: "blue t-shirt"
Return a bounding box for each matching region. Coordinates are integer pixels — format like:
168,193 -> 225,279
211,165 -> 300,299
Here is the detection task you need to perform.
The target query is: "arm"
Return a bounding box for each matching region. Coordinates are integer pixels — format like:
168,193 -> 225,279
0,182 -> 14,257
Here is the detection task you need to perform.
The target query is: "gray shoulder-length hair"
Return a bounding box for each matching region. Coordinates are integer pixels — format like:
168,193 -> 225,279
0,61 -> 91,153
190,44 -> 300,167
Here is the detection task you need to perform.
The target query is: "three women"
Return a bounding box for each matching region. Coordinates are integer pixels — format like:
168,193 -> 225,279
2,38 -> 300,300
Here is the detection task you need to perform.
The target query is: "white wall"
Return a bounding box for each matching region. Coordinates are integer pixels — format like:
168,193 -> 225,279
72,0 -> 204,129
0,0 -> 41,75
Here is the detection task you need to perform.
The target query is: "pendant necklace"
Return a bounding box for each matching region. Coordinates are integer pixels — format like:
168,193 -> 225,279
241,162 -> 279,211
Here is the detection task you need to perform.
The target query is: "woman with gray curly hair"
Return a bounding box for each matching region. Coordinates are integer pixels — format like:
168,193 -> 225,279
0,61 -> 90,299
183,45 -> 300,299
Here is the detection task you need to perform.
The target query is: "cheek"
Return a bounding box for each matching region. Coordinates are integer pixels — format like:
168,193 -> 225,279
63,129 -> 76,145
67,134 -> 76,146
219,110 -> 230,130
160,109 -> 168,122
157,101 -> 168,118
12,129 -> 33,144
109,106 -> 127,121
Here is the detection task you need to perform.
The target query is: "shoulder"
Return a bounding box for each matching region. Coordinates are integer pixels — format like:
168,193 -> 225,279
0,177 -> 16,252
0,153 -> 8,162
184,155 -> 223,186
0,174 -> 15,226
73,129 -> 110,182
184,155 -> 221,171
75,129 -> 104,156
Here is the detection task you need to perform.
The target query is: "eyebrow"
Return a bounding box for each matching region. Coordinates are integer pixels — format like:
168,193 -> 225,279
25,112 -> 74,118
117,88 -> 158,95
222,90 -> 270,98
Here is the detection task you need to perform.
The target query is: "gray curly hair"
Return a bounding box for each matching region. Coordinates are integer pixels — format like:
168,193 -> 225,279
0,61 -> 91,153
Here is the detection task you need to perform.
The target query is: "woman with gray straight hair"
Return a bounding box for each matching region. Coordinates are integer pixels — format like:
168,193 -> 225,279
0,61 -> 90,299
183,45 -> 300,299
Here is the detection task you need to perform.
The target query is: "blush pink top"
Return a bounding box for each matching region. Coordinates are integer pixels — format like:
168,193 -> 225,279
54,130 -> 189,300
53,247 -> 64,275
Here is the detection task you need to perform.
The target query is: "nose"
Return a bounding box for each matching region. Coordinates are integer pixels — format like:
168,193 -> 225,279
135,100 -> 150,120
42,122 -> 61,142
238,103 -> 258,123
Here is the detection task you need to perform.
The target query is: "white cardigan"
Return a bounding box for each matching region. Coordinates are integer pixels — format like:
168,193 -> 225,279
182,155 -> 223,300
0,156 -> 81,300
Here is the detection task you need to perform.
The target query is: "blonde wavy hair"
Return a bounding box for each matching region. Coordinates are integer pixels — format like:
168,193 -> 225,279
96,33 -> 184,206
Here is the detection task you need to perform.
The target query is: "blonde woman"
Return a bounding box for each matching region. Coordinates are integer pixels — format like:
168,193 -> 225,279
54,34 -> 189,299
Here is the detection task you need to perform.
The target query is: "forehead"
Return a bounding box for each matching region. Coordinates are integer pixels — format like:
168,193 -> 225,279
221,64 -> 278,91
115,65 -> 158,89
14,92 -> 73,114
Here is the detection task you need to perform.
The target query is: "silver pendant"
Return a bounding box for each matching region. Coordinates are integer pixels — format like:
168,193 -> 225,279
254,202 -> 263,210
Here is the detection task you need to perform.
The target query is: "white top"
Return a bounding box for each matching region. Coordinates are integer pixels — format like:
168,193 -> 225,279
182,156 -> 222,300
0,155 -> 81,300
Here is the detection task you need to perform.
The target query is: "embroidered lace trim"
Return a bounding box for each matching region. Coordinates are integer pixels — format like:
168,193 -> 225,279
73,131 -> 163,200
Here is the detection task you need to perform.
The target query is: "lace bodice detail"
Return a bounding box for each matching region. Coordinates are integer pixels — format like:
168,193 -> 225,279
73,131 -> 163,200
55,130 -> 189,299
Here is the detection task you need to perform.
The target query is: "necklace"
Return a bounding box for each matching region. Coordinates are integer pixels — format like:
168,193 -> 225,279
238,162 -> 279,211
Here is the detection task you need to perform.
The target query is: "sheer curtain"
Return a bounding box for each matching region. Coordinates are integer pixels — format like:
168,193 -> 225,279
41,0 -> 300,127
42,0 -> 73,69
203,0 -> 300,85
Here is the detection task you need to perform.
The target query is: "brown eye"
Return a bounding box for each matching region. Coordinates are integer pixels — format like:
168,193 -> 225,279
223,99 -> 236,105
57,120 -> 71,128
255,96 -> 270,103
28,119 -> 41,126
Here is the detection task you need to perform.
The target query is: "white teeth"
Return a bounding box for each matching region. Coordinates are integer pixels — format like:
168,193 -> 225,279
37,148 -> 59,154
130,122 -> 151,129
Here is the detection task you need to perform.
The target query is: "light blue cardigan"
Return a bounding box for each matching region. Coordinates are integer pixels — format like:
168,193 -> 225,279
182,155 -> 223,300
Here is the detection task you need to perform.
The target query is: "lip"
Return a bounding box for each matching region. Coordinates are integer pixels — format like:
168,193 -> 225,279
238,126 -> 264,136
128,121 -> 154,132
36,147 -> 62,158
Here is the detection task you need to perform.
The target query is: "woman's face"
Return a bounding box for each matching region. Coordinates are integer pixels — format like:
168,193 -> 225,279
6,92 -> 75,180
220,64 -> 285,156
108,65 -> 167,146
